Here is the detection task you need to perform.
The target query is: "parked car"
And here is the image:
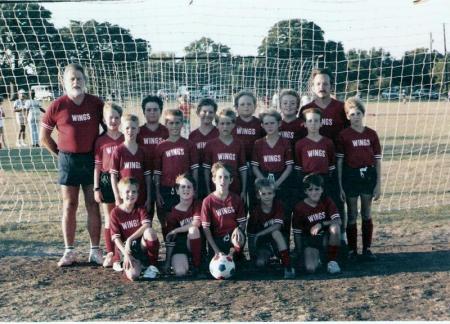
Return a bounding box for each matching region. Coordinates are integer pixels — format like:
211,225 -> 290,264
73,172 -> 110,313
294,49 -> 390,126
381,89 -> 400,100
411,89 -> 439,100
31,85 -> 54,101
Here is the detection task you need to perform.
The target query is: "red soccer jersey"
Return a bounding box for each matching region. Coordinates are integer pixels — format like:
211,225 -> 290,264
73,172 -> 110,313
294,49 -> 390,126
201,192 -> 246,237
41,94 -> 103,153
166,200 -> 202,241
251,137 -> 293,173
110,206 -> 151,242
154,137 -> 199,187
280,118 -> 307,146
110,144 -> 152,206
300,99 -> 349,143
137,124 -> 169,154
292,197 -> 340,236
336,127 -> 382,168
203,138 -> 247,194
94,133 -> 124,173
294,136 -> 336,174
247,200 -> 284,235
233,116 -> 265,161
189,127 -> 219,164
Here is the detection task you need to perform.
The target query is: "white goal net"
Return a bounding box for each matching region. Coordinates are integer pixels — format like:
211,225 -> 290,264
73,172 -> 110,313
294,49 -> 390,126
0,0 -> 449,223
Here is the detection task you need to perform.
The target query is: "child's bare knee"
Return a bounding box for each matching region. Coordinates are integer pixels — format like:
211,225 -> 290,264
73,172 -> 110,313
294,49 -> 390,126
143,228 -> 158,241
187,226 -> 200,238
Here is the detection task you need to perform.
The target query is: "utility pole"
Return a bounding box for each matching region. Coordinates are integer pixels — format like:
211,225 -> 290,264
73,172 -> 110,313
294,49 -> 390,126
443,23 -> 449,94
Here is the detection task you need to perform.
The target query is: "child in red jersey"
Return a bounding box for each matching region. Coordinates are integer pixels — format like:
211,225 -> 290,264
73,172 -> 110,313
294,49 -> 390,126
279,89 -> 306,145
233,90 -> 265,207
203,108 -> 247,201
110,177 -> 160,281
94,103 -> 124,267
163,174 -> 203,277
137,95 -> 169,218
201,162 -> 246,260
292,174 -> 342,274
337,97 -> 382,261
299,68 -> 349,143
248,178 -> 295,279
294,107 -> 345,242
111,114 -> 152,210
251,109 -> 294,245
189,98 -> 219,200
154,109 -> 199,239
0,97 -> 6,149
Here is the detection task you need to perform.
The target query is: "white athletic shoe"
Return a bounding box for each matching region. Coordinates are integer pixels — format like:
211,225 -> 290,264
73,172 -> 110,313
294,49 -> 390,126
88,249 -> 104,265
327,261 -> 341,274
103,252 -> 114,268
57,250 -> 77,267
112,261 -> 123,272
143,265 -> 160,279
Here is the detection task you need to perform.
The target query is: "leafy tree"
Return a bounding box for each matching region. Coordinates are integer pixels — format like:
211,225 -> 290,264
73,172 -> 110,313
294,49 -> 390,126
0,3 -> 61,95
258,19 -> 325,60
184,37 -> 231,58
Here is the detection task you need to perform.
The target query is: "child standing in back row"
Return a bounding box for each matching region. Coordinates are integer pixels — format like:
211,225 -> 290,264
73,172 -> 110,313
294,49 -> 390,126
94,103 -> 124,268
337,97 -> 382,262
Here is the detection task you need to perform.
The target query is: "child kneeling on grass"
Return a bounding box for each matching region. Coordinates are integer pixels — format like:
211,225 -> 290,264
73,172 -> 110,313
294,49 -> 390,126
292,174 -> 342,274
110,177 -> 160,281
247,178 -> 295,279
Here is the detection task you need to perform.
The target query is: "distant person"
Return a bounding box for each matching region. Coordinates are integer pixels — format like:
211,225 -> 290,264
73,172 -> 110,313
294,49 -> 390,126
40,63 -> 104,267
25,90 -> 45,147
178,94 -> 192,135
0,97 -> 6,149
13,89 -> 27,147
271,91 -> 279,111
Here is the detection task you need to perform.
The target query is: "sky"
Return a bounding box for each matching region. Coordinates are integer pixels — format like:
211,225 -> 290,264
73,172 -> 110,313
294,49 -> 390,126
42,0 -> 450,59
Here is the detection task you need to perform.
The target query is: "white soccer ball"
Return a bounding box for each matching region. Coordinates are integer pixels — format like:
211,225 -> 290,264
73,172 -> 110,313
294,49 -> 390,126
209,253 -> 236,280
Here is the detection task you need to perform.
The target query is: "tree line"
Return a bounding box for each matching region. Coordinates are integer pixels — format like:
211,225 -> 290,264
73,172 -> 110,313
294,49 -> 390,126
0,3 -> 448,99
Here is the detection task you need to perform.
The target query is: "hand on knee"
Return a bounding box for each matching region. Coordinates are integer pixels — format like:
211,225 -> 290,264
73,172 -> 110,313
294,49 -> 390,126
187,226 -> 200,239
143,228 -> 158,241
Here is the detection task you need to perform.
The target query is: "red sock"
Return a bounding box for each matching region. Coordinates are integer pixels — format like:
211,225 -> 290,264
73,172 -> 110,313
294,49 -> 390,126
189,237 -> 202,268
327,245 -> 339,261
144,239 -> 160,266
362,219 -> 373,250
104,228 -> 113,253
279,249 -> 291,267
347,223 -> 358,252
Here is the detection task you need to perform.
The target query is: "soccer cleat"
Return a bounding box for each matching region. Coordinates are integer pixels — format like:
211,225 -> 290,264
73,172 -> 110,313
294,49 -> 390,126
327,261 -> 341,274
284,267 -> 296,279
88,249 -> 104,265
143,265 -> 160,279
103,252 -> 114,268
112,261 -> 123,272
57,250 -> 77,267
362,249 -> 377,261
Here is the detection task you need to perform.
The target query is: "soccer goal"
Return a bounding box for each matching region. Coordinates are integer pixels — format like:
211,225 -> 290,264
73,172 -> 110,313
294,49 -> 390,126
0,1 -> 449,223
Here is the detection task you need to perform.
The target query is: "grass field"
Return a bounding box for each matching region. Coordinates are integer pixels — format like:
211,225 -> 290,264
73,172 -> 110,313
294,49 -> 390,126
0,98 -> 449,320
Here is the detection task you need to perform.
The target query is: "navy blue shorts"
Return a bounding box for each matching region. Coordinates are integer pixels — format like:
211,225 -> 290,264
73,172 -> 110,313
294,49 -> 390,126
343,165 -> 377,198
158,186 -> 180,213
99,172 -> 115,203
58,151 -> 94,186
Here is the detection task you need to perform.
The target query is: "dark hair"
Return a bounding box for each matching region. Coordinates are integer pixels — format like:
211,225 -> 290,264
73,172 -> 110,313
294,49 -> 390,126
259,109 -> 282,123
254,178 -> 276,192
197,97 -> 218,114
301,107 -> 323,120
310,68 -> 333,83
141,95 -> 163,113
234,90 -> 256,108
302,173 -> 324,192
164,108 -> 183,121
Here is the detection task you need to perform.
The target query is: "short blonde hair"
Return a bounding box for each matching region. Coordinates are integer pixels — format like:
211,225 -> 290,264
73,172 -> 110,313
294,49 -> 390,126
104,102 -> 123,117
211,162 -> 233,179
121,113 -> 139,125
118,177 -> 139,191
301,107 -> 323,121
345,97 -> 366,115
279,89 -> 300,109
217,107 -> 236,123
254,178 -> 276,193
